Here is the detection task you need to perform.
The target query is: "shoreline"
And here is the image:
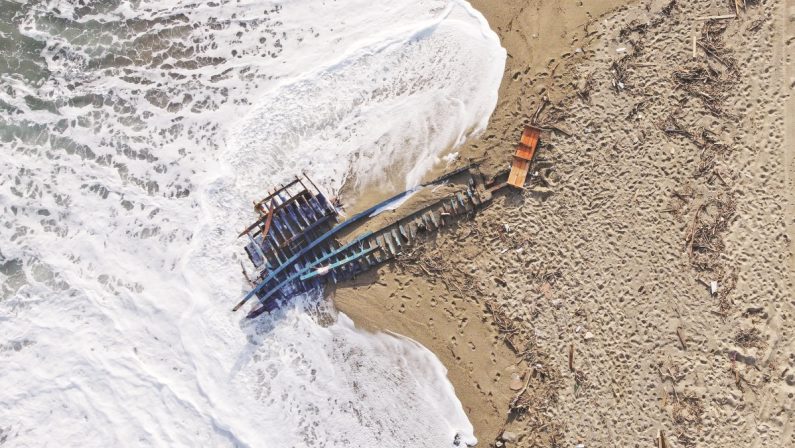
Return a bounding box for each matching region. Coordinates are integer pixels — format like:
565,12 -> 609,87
335,0 -> 632,443
336,0 -> 795,447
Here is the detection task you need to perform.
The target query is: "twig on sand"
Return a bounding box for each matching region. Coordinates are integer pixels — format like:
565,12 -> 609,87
531,96 -> 549,125
509,374 -> 532,410
684,202 -> 705,258
694,14 -> 736,21
676,327 -> 687,350
734,0 -> 745,17
658,430 -> 668,448
568,343 -> 574,372
535,124 -> 574,137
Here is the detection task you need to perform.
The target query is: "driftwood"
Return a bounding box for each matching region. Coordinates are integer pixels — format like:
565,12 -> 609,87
676,327 -> 687,350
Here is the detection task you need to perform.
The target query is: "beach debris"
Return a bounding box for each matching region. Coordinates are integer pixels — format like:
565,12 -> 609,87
507,125 -> 541,188
734,327 -> 767,349
583,331 -> 594,341
500,431 -> 518,443
676,327 -> 687,350
568,343 -> 574,372
657,430 -> 668,448
509,372 -> 524,391
573,369 -> 588,396
684,194 -> 736,272
576,71 -> 595,103
734,0 -> 745,16
234,164 -> 506,317
539,282 -> 553,300
611,56 -> 630,92
710,280 -> 719,295
695,14 -> 737,21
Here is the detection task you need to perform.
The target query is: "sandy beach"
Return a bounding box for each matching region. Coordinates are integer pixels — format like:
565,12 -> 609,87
335,0 -> 795,446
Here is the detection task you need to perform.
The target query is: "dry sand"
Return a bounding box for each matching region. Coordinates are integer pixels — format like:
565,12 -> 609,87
335,0 -> 795,446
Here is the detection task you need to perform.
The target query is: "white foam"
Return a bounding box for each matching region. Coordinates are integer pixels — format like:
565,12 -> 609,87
0,0 -> 504,446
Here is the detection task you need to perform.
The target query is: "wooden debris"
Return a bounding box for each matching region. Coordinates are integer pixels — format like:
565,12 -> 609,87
694,14 -> 736,21
676,327 -> 687,350
568,343 -> 574,372
507,125 -> 541,188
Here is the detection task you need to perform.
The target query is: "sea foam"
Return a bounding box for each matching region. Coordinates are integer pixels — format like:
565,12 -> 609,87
0,0 -> 505,446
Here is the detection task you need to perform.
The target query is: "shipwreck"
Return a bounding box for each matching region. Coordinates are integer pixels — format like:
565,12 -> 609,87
234,126 -> 542,318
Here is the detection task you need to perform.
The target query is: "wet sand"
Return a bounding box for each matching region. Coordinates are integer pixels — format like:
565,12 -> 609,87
335,0 -> 795,446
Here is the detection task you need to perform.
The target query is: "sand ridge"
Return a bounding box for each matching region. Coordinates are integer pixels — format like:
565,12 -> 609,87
336,0 -> 795,446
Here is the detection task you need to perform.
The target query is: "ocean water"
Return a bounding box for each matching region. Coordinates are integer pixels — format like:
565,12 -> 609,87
0,1 -> 505,446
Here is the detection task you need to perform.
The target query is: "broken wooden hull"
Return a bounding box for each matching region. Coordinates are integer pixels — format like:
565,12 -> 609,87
235,166 -> 512,318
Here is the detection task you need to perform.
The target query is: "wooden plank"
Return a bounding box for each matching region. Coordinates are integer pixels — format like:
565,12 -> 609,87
520,125 -> 541,147
240,191 -> 310,238
507,158 -> 531,188
695,14 -> 736,21
456,192 -> 467,209
253,178 -> 301,210
299,246 -> 379,281
429,211 -> 440,228
466,187 -> 480,206
514,144 -> 535,161
281,213 -> 335,249
246,234 -> 267,268
391,228 -> 402,248
508,126 -> 541,189
384,232 -> 398,255
399,223 -> 409,242
450,198 -> 459,214
409,221 -> 418,239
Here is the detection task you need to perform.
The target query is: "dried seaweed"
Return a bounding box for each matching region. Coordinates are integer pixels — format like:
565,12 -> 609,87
660,112 -> 731,178
686,195 -> 736,271
698,20 -> 738,73
734,327 -> 767,349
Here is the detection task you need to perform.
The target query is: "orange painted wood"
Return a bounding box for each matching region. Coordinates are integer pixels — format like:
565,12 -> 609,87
507,157 -> 530,188
507,125 -> 541,188
514,144 -> 536,161
520,126 -> 541,148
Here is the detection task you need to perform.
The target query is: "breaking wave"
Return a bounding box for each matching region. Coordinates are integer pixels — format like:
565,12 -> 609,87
0,0 -> 504,446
